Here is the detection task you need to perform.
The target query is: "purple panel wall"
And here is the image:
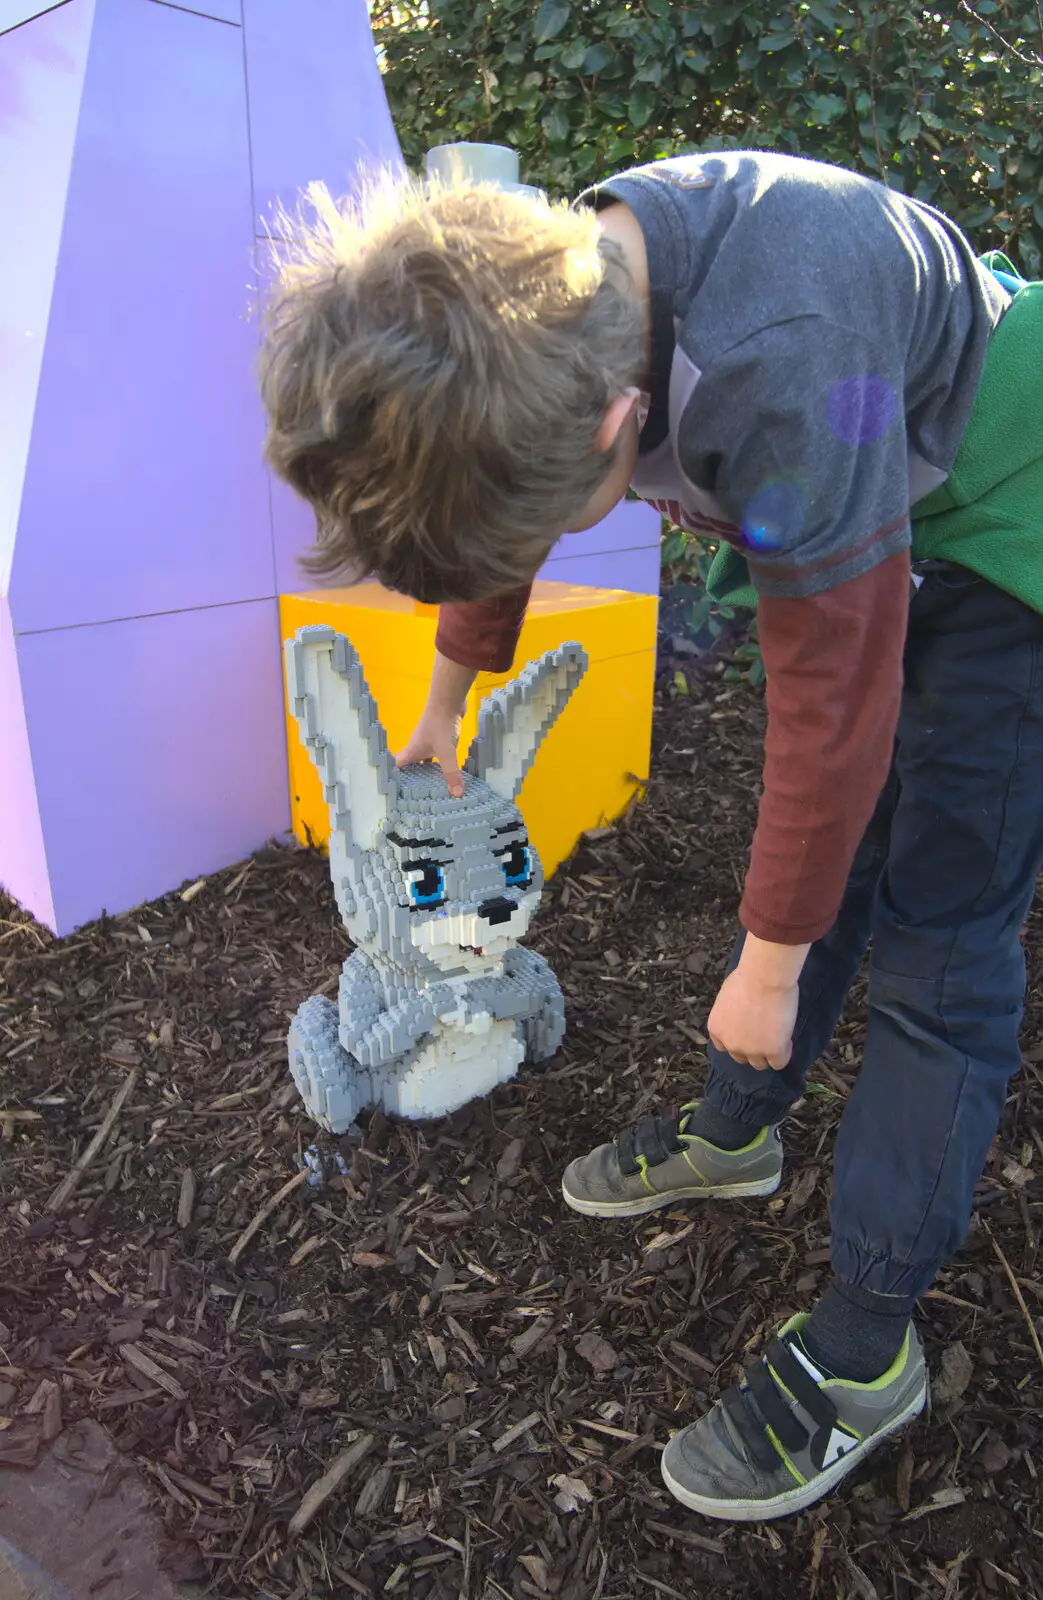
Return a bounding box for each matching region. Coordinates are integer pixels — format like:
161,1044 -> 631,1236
0,597 -> 53,926
242,0 -> 403,241
0,0 -> 660,936
151,0 -> 241,21
0,0 -> 93,593
555,498 -> 662,561
17,602 -> 286,932
0,0 -> 413,933
537,498 -> 662,594
0,4 -> 70,31
539,544 -> 661,596
8,0 -> 272,632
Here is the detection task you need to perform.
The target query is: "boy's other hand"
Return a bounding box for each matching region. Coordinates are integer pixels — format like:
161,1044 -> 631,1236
706,933 -> 810,1071
707,968 -> 798,1071
395,706 -> 465,797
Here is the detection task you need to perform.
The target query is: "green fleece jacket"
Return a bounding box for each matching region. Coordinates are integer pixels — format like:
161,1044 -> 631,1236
705,259 -> 1043,614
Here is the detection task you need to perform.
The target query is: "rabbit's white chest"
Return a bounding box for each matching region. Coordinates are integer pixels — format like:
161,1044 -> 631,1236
383,1018 -> 524,1120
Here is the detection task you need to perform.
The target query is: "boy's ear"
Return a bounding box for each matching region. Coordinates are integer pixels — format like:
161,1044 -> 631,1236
285,626 -> 397,850
595,387 -> 642,452
464,642 -> 588,802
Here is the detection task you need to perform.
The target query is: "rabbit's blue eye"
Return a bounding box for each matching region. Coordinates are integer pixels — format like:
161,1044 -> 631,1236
407,862 -> 446,909
498,842 -> 533,888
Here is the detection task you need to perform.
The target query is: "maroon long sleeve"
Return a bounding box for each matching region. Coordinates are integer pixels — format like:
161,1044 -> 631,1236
740,550 -> 911,944
435,585 -> 533,674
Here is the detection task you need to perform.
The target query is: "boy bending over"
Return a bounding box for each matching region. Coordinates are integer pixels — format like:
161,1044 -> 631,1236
260,153 -> 1043,1520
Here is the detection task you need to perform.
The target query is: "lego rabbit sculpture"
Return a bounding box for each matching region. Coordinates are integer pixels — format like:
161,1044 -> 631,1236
284,626 -> 587,1128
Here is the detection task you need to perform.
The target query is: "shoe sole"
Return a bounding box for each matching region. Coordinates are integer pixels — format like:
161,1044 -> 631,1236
560,1169 -> 782,1218
660,1380 -> 928,1522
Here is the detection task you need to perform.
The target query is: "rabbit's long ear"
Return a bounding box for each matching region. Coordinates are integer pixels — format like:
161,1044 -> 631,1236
464,642 -> 588,801
285,626 -> 397,850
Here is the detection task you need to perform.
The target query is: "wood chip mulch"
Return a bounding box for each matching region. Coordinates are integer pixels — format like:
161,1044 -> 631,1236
1,670 -> 1041,1600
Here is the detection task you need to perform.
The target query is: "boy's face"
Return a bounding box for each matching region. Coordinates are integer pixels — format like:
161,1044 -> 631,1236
565,392 -> 643,533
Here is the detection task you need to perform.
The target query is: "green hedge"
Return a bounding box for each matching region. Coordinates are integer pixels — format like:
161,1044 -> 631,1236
373,0 -> 1043,274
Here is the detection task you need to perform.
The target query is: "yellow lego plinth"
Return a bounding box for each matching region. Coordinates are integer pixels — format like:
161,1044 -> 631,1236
279,580 -> 658,877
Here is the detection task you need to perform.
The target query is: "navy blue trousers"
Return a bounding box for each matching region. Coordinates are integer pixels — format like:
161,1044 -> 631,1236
704,565 -> 1043,1297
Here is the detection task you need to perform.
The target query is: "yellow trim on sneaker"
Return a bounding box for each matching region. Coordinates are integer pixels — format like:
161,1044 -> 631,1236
682,1149 -> 707,1183
635,1153 -> 655,1195
680,1123 -> 772,1155
764,1426 -> 806,1486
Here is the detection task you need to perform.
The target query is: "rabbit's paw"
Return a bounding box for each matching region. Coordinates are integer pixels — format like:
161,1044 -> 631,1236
288,995 -> 369,1132
523,995 -> 566,1063
437,998 -> 495,1035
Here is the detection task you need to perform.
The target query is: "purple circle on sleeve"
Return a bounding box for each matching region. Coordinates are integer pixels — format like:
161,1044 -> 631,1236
826,375 -> 897,445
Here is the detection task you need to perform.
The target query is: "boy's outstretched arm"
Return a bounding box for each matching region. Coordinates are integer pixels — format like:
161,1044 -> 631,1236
395,652 -> 477,797
395,585 -> 532,794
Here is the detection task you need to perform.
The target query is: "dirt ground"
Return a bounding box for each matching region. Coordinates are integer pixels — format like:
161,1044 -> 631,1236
1,665 -> 1041,1600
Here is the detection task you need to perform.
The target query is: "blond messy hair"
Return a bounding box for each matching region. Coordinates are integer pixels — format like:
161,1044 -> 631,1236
259,174 -> 646,602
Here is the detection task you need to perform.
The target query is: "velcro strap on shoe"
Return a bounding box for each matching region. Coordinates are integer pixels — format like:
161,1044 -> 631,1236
745,1362 -> 810,1454
616,1113 -> 684,1176
720,1385 -> 782,1472
764,1338 -> 838,1434
616,1123 -> 640,1176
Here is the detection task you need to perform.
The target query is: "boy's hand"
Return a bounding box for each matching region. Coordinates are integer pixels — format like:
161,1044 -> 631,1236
394,650 -> 477,799
396,705 -> 465,796
706,933 -> 810,1071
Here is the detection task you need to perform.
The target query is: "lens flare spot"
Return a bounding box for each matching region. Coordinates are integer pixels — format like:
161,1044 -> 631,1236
741,480 -> 805,552
826,375 -> 897,446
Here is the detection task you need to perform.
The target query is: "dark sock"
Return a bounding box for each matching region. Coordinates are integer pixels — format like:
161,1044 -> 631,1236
684,1101 -> 764,1151
799,1281 -> 917,1383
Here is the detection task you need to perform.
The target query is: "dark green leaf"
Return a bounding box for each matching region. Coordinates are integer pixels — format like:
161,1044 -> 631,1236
661,529 -> 687,565
806,92 -> 846,125
627,84 -> 655,128
582,41 -> 614,73
604,136 -> 635,163
1017,235 -> 1041,276
543,102 -> 570,142
559,36 -> 588,69
958,203 -> 997,229
533,0 -> 570,45
759,29 -> 796,52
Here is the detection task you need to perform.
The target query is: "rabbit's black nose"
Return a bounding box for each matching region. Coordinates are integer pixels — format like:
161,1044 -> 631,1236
478,897 -> 515,925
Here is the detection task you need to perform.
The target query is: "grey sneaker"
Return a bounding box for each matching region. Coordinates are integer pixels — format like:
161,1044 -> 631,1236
561,1103 -> 782,1217
661,1314 -> 928,1521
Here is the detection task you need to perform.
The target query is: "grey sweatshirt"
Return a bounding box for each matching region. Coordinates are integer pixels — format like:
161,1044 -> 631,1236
438,152 -> 1010,942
